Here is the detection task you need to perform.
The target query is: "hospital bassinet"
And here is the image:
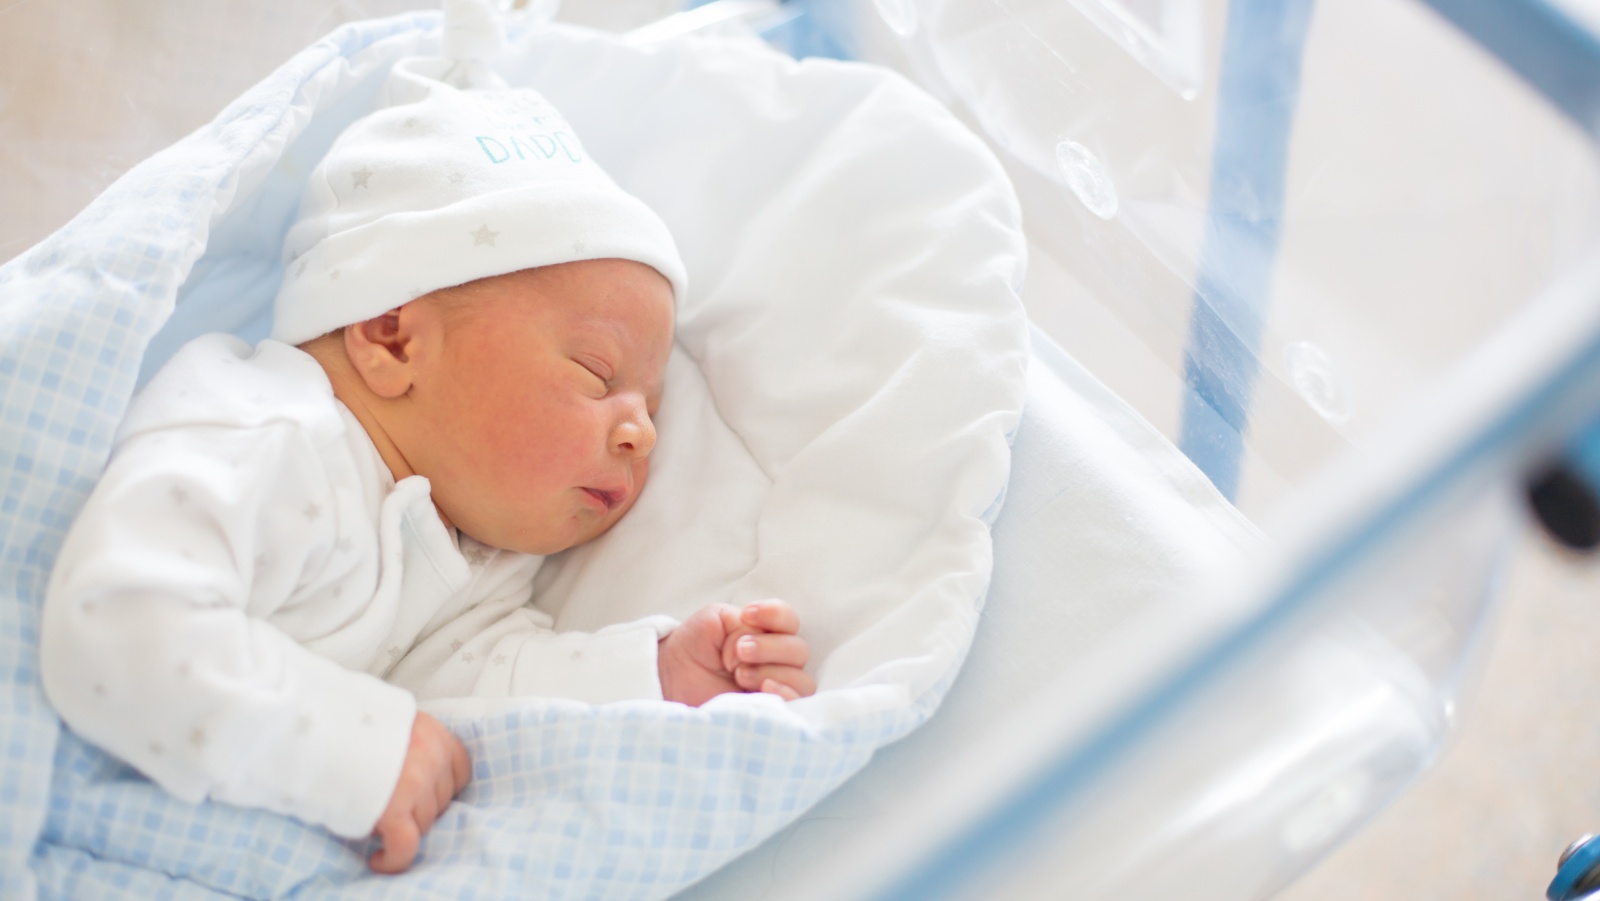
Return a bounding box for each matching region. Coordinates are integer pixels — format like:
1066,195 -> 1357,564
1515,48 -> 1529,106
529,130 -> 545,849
3,1 -> 1599,900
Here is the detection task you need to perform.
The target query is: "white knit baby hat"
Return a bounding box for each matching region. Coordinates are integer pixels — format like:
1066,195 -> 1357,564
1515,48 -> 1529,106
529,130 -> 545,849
271,0 -> 687,346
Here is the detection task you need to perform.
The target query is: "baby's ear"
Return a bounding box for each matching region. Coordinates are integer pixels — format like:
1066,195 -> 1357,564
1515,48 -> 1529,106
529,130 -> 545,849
344,305 -> 429,399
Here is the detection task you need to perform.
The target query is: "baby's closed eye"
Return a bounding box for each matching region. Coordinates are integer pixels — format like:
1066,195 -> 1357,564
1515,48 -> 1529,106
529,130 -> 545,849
572,357 -> 612,393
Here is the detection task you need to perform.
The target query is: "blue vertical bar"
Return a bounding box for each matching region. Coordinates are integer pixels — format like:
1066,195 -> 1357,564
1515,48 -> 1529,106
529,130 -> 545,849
1177,0 -> 1316,500
1415,0 -> 1600,141
762,0 -> 858,60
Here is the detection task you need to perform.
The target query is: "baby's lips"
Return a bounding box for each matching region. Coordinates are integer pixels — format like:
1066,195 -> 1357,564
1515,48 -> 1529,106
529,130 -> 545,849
582,485 -> 627,510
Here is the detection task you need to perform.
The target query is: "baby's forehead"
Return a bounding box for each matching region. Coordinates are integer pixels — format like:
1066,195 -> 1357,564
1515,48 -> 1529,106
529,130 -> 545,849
492,262 -> 671,336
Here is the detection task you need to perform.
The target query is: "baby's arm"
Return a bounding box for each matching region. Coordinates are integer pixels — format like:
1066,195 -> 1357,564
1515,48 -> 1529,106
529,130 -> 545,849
389,560 -> 676,705
657,600 -> 815,707
40,423 -> 417,842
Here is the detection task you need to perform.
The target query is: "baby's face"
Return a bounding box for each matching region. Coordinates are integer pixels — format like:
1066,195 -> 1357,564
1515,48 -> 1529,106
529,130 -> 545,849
416,259 -> 674,555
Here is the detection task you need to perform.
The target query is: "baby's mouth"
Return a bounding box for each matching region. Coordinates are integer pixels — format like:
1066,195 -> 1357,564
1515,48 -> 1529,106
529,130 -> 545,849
583,487 -> 622,511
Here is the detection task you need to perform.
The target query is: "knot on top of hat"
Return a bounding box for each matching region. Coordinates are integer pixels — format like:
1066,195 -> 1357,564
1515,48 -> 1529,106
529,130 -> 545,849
442,0 -> 506,65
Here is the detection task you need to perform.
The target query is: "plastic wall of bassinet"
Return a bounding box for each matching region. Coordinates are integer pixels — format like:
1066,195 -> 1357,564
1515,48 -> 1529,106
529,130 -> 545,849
5,2 -> 1600,900
829,0 -> 1600,519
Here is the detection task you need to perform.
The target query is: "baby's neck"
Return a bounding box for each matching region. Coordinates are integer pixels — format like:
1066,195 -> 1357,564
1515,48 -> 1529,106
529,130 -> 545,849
295,335 -> 456,532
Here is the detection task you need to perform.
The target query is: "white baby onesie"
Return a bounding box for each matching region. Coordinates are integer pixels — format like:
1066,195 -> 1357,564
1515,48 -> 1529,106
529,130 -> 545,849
40,334 -> 672,839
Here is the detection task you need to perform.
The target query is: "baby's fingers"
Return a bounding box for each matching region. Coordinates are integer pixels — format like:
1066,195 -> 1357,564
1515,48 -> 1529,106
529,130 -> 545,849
761,678 -> 802,702
370,813 -> 421,874
734,633 -> 809,669
735,663 -> 816,699
740,599 -> 800,635
447,732 -> 472,796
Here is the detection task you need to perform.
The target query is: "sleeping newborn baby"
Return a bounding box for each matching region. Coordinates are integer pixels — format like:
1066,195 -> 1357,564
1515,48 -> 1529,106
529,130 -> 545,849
39,57 -> 814,874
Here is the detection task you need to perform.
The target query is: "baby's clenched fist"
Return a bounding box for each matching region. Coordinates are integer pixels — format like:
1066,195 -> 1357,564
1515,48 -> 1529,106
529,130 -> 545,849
658,600 -> 815,707
369,712 -> 470,874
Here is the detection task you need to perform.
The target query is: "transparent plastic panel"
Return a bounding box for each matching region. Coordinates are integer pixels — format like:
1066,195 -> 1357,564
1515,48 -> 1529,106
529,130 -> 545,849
866,0 -> 1600,517
969,488 -> 1517,901
741,480 -> 1525,901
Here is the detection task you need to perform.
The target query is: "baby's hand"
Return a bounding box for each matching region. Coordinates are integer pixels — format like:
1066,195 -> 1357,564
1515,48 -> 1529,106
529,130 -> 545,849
658,600 -> 815,707
369,711 -> 471,874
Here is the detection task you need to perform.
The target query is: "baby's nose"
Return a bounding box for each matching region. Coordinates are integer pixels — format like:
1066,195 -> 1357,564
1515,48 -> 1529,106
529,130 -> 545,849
611,411 -> 656,459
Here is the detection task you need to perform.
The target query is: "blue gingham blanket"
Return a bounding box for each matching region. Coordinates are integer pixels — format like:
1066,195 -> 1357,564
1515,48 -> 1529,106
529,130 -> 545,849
0,12 -> 1031,899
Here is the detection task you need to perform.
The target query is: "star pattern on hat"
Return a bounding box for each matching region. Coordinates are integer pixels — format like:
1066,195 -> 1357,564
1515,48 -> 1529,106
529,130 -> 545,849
351,166 -> 373,189
471,224 -> 499,247
448,172 -> 466,186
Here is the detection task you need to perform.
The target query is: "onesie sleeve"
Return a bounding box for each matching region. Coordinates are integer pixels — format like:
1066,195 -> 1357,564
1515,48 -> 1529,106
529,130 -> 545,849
462,609 -> 678,704
40,421 -> 414,839
386,547 -> 678,705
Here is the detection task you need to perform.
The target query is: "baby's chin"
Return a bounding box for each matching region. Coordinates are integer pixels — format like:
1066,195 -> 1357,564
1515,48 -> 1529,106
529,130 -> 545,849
513,515 -> 626,557
563,512 -> 627,552
454,496 -> 636,556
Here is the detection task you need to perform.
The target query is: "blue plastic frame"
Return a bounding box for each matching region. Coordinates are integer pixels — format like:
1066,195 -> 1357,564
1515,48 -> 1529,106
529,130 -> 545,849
1420,0 -> 1600,142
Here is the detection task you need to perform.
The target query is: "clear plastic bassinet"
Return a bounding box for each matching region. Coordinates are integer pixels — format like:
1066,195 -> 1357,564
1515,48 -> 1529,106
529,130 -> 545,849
5,1 -> 1600,900
725,3 -> 1600,900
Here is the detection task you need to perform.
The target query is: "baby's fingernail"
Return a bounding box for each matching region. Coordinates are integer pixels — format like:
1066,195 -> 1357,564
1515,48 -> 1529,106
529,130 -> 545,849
762,679 -> 799,701
737,635 -> 757,659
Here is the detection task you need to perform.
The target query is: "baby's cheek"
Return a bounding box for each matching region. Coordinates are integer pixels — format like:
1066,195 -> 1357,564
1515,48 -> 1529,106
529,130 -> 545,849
499,417 -> 584,473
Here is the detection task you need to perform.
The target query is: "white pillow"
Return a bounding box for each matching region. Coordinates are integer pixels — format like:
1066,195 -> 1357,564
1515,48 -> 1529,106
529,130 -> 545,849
497,27 -> 1033,726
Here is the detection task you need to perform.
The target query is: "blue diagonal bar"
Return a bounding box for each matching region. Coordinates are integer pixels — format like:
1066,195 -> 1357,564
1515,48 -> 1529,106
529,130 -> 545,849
1177,0 -> 1316,500
1417,0 -> 1600,141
